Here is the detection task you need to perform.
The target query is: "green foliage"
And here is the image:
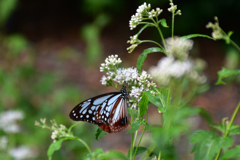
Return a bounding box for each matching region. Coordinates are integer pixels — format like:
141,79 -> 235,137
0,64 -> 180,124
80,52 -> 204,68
95,128 -> 108,141
128,146 -> 148,158
216,67 -> 240,85
191,130 -> 233,160
127,119 -> 142,134
47,137 -> 78,160
181,34 -> 213,39
139,92 -> 149,117
220,145 -> 240,160
159,19 -> 169,28
137,47 -> 164,73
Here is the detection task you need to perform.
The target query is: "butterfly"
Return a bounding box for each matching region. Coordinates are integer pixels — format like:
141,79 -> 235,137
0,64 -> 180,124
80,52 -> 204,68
69,86 -> 129,133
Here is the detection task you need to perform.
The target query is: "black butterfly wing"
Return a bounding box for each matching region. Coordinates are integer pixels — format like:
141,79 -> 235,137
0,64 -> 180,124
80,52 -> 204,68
69,92 -> 122,126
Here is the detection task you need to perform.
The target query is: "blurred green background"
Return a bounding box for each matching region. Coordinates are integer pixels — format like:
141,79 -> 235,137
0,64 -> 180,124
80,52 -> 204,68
0,0 -> 240,159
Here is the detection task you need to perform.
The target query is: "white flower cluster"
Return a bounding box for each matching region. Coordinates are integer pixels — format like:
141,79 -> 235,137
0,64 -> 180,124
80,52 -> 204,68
149,56 -> 206,86
0,110 -> 24,133
128,35 -> 138,45
51,124 -> 67,142
100,55 -> 156,106
100,55 -> 122,72
206,17 -> 226,40
165,36 -> 193,60
9,146 -> 37,160
127,35 -> 140,53
168,2 -> 181,15
149,8 -> 163,18
129,2 -> 163,30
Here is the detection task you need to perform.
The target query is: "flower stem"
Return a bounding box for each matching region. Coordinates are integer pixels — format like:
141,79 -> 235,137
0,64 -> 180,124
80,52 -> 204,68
77,138 -> 93,159
224,101 -> 240,137
230,39 -> 240,53
133,111 -> 148,159
171,13 -> 175,38
156,27 -> 166,49
140,40 -> 165,51
130,113 -> 135,160
214,101 -> 240,160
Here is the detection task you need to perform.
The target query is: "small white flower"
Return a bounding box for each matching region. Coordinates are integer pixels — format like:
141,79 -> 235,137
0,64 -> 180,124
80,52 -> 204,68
51,130 -> 58,142
9,146 -> 37,160
0,110 -> 24,133
129,2 -> 160,30
168,3 -> 177,12
100,75 -> 108,85
100,55 -> 122,72
129,86 -> 144,103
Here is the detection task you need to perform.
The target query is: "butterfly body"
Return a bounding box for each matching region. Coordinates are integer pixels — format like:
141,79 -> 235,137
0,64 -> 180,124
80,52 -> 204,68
69,86 -> 128,133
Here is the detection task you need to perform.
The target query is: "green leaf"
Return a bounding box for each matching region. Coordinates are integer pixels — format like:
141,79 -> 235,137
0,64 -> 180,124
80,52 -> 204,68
128,108 -> 138,117
47,137 -> 77,160
221,145 -> 240,160
216,67 -> 240,85
128,146 -> 148,157
137,47 -> 164,74
95,128 -> 108,141
99,151 -> 129,160
191,130 -> 233,160
227,31 -> 234,38
139,92 -> 149,117
181,34 -> 213,40
84,148 -> 104,160
145,90 -> 163,110
197,107 -> 214,127
127,119 -> 141,134
159,19 -> 168,28
229,126 -> 240,136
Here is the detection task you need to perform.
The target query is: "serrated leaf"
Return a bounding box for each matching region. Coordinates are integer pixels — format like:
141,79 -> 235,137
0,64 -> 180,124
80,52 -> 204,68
95,128 -> 108,141
216,67 -> 240,85
159,19 -> 168,28
191,130 -> 233,160
137,47 -> 164,74
181,34 -> 213,40
127,119 -> 141,134
229,125 -> 240,136
139,92 -> 149,117
128,146 -> 148,157
221,145 -> 240,160
47,137 -> 77,160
